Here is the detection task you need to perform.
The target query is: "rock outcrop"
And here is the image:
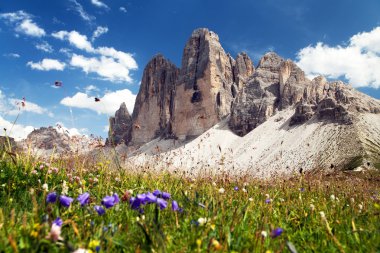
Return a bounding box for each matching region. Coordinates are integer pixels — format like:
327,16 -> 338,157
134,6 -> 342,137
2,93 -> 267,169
170,28 -> 252,140
106,102 -> 132,146
128,54 -> 179,146
25,127 -> 72,152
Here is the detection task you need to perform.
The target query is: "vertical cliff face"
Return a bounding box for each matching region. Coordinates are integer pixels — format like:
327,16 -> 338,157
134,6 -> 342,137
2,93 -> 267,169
107,102 -> 132,146
128,54 -> 179,146
170,28 -> 241,140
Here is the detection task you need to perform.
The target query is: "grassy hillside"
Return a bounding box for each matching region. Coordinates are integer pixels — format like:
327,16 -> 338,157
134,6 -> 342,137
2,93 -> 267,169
0,149 -> 379,252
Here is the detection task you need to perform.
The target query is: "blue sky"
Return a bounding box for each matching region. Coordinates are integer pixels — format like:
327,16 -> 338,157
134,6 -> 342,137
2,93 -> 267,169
0,0 -> 380,140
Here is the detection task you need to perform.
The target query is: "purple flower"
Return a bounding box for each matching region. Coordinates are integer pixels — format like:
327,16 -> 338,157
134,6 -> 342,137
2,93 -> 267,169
137,193 -> 147,204
145,192 -> 157,203
270,227 -> 283,238
153,190 -> 162,197
162,192 -> 171,200
172,200 -> 179,211
94,205 -> 105,215
46,192 -> 57,203
265,198 -> 271,204
101,194 -> 119,208
234,186 -> 239,191
113,193 -> 120,204
77,192 -> 90,206
60,195 -> 73,207
300,187 -> 305,192
53,217 -> 63,227
156,198 -> 168,210
130,197 -> 141,210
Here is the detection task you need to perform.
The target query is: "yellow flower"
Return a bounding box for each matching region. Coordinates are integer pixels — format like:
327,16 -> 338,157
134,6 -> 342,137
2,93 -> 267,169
196,239 -> 202,247
210,224 -> 216,231
30,230 -> 38,238
88,239 -> 100,249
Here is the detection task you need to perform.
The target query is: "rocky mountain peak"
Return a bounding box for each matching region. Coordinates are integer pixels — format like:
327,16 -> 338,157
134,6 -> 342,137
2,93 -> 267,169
106,102 -> 132,146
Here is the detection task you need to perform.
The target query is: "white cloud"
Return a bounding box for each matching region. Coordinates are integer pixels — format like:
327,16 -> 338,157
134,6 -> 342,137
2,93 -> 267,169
84,85 -> 99,93
92,26 -> 108,41
0,115 -> 34,140
0,90 -> 53,117
60,89 -> 136,115
91,0 -> 109,9
52,29 -> 137,82
69,0 -> 95,22
27,58 -> 66,71
296,26 -> 380,88
35,41 -> 53,53
119,7 -> 127,13
3,53 -> 20,58
52,30 -> 94,52
55,122 -> 87,137
0,10 -> 45,37
70,54 -> 134,82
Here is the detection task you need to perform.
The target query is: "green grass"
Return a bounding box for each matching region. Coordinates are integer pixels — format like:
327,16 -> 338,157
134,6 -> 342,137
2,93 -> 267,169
0,150 -> 379,253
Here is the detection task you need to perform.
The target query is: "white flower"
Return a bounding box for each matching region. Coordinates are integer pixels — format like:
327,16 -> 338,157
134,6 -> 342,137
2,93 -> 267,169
62,180 -> 69,195
310,204 -> 315,211
218,188 -> 225,194
242,188 -> 247,193
320,211 -> 326,220
261,231 -> 268,237
350,198 -> 355,203
212,182 -> 217,187
358,204 -> 363,210
330,194 -> 336,201
197,217 -> 208,226
42,183 -> 49,192
248,198 -> 253,202
72,249 -> 91,253
243,182 -> 248,187
265,193 -> 270,198
279,198 -> 285,202
46,224 -> 62,242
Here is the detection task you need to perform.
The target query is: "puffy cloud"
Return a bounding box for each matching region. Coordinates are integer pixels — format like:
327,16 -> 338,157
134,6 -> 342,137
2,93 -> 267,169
69,0 -> 95,23
52,29 -> 137,82
119,7 -> 127,13
92,26 -> 108,41
91,0 -> 109,9
60,89 -> 136,115
52,30 -> 94,52
0,10 -> 45,37
0,115 -> 35,140
296,26 -> 380,88
70,54 -> 133,82
27,58 -> 66,71
35,41 -> 53,53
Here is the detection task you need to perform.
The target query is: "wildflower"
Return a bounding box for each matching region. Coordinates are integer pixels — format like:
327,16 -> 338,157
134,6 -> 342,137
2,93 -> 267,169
89,239 -> 100,251
156,198 -> 168,210
197,217 -> 208,226
145,192 -> 157,203
320,211 -> 326,220
358,204 -> 363,210
46,223 -> 63,242
94,205 -> 105,216
196,239 -> 202,247
350,197 -> 355,203
270,227 -> 283,238
46,192 -> 57,203
310,204 -> 315,211
300,187 -> 305,192
52,167 -> 59,174
72,248 -> 92,253
62,181 -> 69,195
279,198 -> 285,202
198,202 -> 206,208
172,200 -> 179,211
330,194 -> 335,201
60,195 -> 74,207
162,192 -> 171,200
153,189 -> 162,196
265,193 -> 270,198
211,239 -> 222,250
137,193 -> 147,204
53,217 -> 63,227
113,193 -> 120,204
249,198 -> 253,202
130,197 -> 141,210
212,182 -> 217,186
77,192 -> 90,206
31,170 -> 38,175
218,188 -> 225,194
102,195 -> 118,209
39,164 -> 44,170
265,198 -> 271,204
261,231 -> 268,237
234,186 -> 239,191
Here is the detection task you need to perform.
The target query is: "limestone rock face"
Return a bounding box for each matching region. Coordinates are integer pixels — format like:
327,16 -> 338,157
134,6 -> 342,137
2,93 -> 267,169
229,53 -> 380,136
234,52 -> 254,88
128,54 -> 179,146
107,102 -> 132,146
170,28 -> 237,140
25,127 -> 71,152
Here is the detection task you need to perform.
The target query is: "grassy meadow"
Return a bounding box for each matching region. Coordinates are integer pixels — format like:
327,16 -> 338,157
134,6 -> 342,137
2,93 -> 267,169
0,148 -> 379,253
